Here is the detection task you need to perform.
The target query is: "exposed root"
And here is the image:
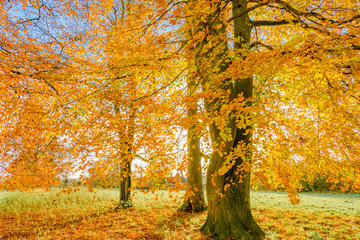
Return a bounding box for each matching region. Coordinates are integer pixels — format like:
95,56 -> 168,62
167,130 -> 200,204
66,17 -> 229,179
179,199 -> 207,213
115,199 -> 133,210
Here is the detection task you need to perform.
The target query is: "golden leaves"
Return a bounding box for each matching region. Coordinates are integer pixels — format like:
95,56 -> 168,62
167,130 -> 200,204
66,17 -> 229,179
1,0 -> 359,204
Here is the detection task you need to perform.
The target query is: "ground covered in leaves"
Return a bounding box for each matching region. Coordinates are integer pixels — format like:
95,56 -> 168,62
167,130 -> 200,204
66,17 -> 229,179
1,189 -> 359,239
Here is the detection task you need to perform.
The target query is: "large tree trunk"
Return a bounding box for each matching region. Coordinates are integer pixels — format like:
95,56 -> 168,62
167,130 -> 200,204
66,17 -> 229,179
198,1 -> 265,239
200,85 -> 264,238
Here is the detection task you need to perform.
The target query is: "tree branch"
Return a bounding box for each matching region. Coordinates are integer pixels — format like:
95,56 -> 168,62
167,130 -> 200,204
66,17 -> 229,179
273,0 -> 360,26
134,67 -> 188,101
251,19 -> 300,27
18,4 -> 44,25
250,41 -> 274,50
62,74 -> 131,107
351,45 -> 360,50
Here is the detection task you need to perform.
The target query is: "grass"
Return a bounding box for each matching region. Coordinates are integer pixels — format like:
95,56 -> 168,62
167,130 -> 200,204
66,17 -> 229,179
251,191 -> 360,216
1,188 -> 359,239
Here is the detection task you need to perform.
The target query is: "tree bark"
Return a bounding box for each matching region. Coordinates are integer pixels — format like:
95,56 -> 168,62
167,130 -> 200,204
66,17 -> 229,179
180,93 -> 206,212
117,159 -> 132,209
179,16 -> 207,212
198,1 -> 265,239
180,131 -> 207,212
115,104 -> 135,209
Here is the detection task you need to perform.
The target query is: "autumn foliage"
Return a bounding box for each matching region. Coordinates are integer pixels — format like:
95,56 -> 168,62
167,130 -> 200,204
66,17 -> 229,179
0,0 -> 359,239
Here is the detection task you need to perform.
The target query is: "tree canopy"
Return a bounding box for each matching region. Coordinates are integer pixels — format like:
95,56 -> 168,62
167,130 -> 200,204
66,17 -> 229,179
0,0 -> 359,238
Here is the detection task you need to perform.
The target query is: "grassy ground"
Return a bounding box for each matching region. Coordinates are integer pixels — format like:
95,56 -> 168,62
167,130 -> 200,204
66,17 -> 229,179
1,188 -> 359,239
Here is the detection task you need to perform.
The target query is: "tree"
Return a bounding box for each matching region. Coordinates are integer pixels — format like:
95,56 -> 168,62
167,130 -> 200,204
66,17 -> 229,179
0,0 -> 182,206
0,0 -> 85,189
186,1 -> 264,238
179,18 -> 207,212
182,0 -> 359,239
246,1 -> 360,197
1,1 -> 359,239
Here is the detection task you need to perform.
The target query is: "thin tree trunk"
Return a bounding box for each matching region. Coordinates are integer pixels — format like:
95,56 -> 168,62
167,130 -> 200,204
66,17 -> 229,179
115,104 -> 135,209
180,16 -> 207,212
180,128 -> 206,212
180,83 -> 206,212
108,0 -> 136,210
117,159 -> 132,209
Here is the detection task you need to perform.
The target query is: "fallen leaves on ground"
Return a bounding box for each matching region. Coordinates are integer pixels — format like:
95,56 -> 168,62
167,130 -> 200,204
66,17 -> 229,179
1,204 -> 359,239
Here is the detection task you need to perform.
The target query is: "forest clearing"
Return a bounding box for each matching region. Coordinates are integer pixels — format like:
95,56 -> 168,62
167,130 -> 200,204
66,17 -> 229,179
1,189 -> 359,239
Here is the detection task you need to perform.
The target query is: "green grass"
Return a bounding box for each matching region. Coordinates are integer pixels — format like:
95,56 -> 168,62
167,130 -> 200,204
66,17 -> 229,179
1,189 -> 359,239
0,188 -> 185,215
0,188 -> 112,214
1,188 -> 359,215
251,191 -> 360,216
